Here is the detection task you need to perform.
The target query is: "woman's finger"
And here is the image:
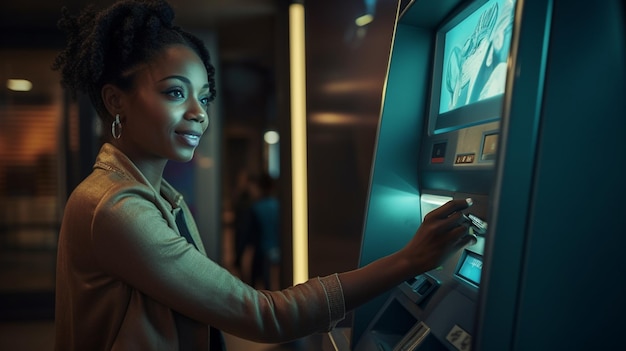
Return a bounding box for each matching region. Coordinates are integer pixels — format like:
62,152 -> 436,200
427,198 -> 473,220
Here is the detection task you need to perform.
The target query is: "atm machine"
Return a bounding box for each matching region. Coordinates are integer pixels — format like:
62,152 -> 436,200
332,0 -> 626,350
346,0 -> 517,349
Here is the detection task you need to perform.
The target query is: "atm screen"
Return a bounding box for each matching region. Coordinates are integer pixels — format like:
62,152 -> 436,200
456,250 -> 483,286
429,0 -> 516,134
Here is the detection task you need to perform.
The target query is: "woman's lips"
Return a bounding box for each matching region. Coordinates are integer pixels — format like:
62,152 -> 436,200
176,131 -> 201,147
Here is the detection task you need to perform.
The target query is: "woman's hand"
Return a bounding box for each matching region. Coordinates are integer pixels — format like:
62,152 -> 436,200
400,198 -> 475,274
339,198 -> 475,311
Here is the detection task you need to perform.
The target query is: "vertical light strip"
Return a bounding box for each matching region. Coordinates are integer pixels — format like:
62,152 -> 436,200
289,2 -> 309,284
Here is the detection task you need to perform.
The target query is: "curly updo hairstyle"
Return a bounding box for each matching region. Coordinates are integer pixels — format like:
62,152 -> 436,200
52,0 -> 216,124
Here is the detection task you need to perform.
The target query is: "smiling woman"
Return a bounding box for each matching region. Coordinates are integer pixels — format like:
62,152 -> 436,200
99,44 -> 211,168
50,1 -> 475,350
51,1 -> 347,349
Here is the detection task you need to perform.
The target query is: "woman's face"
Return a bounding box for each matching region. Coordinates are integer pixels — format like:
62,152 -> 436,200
118,44 -> 211,163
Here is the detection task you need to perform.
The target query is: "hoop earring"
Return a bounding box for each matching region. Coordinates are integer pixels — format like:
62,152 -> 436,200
111,114 -> 122,139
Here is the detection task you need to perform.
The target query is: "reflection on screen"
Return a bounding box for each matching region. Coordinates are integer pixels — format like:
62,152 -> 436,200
457,251 -> 483,286
439,0 -> 515,114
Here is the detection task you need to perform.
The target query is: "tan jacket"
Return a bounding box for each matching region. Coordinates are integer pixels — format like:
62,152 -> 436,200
54,143 -> 345,350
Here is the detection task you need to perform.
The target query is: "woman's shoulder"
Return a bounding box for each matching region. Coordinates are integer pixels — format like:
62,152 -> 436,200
67,168 -> 156,213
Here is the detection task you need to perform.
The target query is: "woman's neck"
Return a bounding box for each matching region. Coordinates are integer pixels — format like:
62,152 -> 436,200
113,143 -> 167,191
133,159 -> 167,191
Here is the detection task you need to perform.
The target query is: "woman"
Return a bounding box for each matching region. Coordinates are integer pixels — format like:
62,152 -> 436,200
52,0 -> 475,349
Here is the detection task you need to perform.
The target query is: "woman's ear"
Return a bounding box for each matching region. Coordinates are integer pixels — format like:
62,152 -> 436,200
101,84 -> 123,117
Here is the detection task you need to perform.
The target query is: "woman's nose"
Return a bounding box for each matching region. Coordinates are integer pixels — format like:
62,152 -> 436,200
186,101 -> 208,124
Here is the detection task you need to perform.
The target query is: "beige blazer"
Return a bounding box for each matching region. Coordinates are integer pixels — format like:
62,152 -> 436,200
54,143 -> 345,350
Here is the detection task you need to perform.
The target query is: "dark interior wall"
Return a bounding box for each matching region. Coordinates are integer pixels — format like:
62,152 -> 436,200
304,0 -> 400,277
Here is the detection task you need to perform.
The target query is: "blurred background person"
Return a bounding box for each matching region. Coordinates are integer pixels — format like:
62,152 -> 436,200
248,173 -> 280,290
231,170 -> 259,282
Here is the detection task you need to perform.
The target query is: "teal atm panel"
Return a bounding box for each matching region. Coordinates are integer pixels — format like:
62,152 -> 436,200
353,0 -> 512,346
476,1 -> 626,350
352,14 -> 434,344
353,1 -> 626,350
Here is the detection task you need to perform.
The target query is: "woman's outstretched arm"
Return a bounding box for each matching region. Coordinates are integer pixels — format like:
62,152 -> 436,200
338,198 -> 474,311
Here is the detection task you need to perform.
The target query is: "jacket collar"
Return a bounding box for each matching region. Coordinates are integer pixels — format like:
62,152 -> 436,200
93,143 -> 183,210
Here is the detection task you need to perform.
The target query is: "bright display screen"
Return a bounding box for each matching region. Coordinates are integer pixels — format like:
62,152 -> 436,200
439,0 -> 516,114
457,251 -> 483,286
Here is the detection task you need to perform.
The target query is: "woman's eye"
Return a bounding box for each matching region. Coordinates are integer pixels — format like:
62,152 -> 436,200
164,88 -> 184,99
200,97 -> 210,107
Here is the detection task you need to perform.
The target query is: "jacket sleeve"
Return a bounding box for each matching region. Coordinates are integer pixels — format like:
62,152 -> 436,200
91,183 -> 345,343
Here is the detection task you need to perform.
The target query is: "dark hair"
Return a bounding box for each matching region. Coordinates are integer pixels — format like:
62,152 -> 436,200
52,0 -> 216,122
